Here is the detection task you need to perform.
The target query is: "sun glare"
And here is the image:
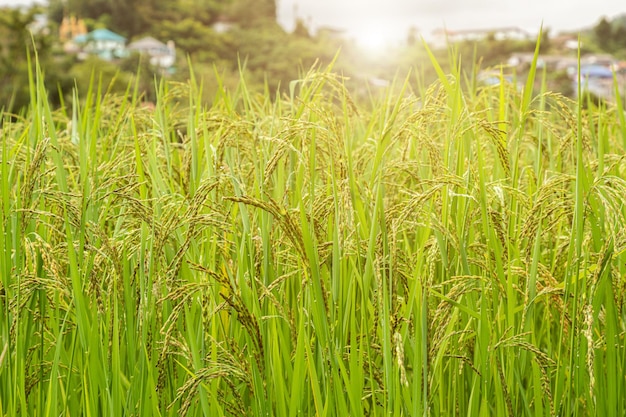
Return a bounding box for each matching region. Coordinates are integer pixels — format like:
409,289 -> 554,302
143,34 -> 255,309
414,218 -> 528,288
352,27 -> 398,55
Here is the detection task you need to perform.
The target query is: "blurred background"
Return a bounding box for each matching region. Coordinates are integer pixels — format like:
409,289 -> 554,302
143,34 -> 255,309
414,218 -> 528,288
0,0 -> 625,112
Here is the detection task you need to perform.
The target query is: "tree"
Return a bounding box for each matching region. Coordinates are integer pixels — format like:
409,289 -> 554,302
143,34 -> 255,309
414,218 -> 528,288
230,0 -> 276,28
262,0 -> 276,21
614,23 -> 626,51
406,26 -> 419,47
0,7 -> 73,113
292,17 -> 310,38
594,17 -> 614,52
108,0 -> 149,37
157,18 -> 225,60
540,27 -> 551,52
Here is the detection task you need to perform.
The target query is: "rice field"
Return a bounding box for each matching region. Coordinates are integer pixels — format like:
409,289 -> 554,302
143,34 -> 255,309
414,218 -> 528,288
1,49 -> 625,416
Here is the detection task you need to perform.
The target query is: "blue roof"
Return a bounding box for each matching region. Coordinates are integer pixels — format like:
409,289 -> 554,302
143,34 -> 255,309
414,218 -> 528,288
75,28 -> 126,44
579,65 -> 613,79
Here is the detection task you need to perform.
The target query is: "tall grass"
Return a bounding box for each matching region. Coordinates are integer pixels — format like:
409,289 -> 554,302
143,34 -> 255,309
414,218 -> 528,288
0,51 -> 625,416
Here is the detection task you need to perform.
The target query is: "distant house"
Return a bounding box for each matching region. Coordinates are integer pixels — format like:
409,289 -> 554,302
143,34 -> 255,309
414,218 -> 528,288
59,15 -> 87,42
477,69 -> 519,89
432,27 -> 533,48
28,14 -> 50,35
73,28 -> 127,61
212,15 -> 236,34
127,36 -> 176,68
552,34 -> 580,51
581,54 -> 618,69
508,53 -> 577,72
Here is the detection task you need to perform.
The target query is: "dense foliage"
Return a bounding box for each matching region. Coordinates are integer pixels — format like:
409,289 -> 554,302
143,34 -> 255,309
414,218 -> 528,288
592,16 -> 626,55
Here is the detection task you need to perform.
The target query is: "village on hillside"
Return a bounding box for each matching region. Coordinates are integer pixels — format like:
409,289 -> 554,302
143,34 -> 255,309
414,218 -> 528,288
40,13 -> 626,100
432,26 -> 626,101
2,2 -> 626,110
56,15 -> 177,71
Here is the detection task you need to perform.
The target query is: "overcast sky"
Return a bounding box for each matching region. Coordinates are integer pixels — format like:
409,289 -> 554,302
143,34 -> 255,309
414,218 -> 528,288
277,0 -> 625,48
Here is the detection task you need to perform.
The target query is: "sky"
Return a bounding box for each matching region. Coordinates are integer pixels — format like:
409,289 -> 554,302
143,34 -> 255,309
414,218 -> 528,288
1,0 -> 624,50
276,0 -> 626,50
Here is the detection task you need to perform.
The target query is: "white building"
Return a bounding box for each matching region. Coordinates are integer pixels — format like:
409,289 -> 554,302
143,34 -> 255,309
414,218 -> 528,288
127,36 -> 176,69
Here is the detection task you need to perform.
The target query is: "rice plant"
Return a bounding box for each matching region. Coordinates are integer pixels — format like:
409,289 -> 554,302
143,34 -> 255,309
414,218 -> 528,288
0,50 -> 625,416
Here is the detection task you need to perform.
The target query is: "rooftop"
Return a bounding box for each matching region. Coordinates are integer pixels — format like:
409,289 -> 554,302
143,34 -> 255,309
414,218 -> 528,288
75,28 -> 126,44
